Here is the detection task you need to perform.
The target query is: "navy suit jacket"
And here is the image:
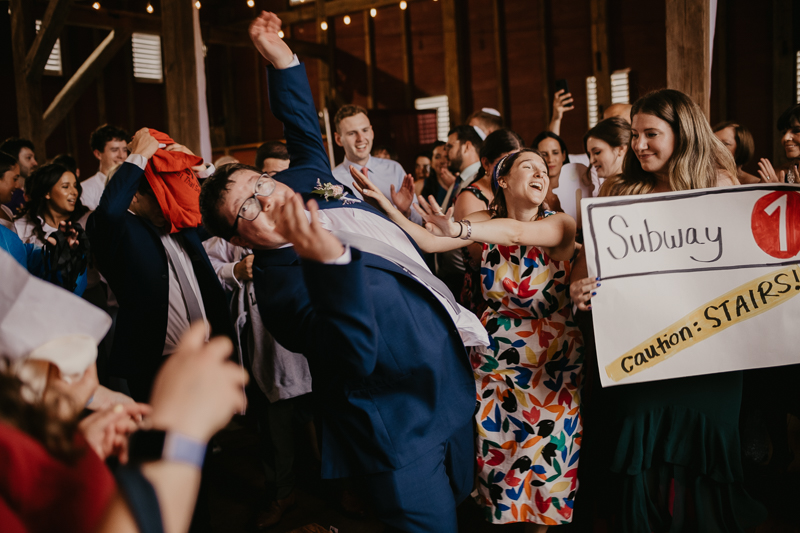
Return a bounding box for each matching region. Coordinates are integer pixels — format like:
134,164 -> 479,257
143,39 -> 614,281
87,162 -> 235,380
252,63 -> 476,478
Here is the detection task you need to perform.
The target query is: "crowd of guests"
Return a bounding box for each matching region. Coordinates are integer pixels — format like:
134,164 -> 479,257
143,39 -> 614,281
1,9 -> 800,533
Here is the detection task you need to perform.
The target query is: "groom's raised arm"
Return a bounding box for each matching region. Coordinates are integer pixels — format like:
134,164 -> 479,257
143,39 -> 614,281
250,12 -> 330,173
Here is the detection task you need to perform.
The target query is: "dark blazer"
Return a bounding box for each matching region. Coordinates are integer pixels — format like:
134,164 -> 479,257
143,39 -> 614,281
87,162 -> 234,380
252,63 -> 476,479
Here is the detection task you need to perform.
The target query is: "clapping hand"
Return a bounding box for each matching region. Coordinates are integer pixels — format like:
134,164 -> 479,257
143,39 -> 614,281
274,193 -> 345,263
757,158 -> 786,183
390,175 -> 416,217
249,11 -> 294,69
350,166 -> 394,214
552,89 -> 574,122
46,221 -> 80,249
414,195 -> 459,237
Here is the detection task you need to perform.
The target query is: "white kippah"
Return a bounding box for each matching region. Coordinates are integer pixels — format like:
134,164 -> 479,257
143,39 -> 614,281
473,125 -> 487,140
481,108 -> 501,117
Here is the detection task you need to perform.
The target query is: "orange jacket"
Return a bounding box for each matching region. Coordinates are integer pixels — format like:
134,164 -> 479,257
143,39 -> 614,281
145,129 -> 204,233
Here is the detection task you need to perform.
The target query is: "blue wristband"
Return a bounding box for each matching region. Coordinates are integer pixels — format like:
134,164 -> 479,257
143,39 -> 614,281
163,432 -> 207,468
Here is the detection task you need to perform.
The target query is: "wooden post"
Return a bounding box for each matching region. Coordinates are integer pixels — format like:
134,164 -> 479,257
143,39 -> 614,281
316,2 -> 331,109
772,0 -> 794,162
441,0 -> 468,125
537,0 -> 552,124
93,29 -> 108,126
492,0 -> 510,124
400,6 -> 415,109
161,0 -> 205,155
590,0 -> 611,114
713,0 -> 727,122
666,0 -> 711,117
9,0 -> 45,157
364,10 -> 376,109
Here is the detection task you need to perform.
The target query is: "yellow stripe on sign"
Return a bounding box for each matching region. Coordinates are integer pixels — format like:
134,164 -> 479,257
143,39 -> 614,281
606,264 -> 800,382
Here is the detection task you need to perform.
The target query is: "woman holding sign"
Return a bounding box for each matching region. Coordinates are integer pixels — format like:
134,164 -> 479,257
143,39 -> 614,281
570,89 -> 766,532
352,150 -> 583,531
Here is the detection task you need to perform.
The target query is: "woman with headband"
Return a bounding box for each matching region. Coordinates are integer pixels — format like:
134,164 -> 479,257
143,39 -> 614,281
351,149 -> 583,531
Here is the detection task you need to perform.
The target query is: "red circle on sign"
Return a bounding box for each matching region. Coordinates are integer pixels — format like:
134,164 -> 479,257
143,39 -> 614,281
751,191 -> 800,258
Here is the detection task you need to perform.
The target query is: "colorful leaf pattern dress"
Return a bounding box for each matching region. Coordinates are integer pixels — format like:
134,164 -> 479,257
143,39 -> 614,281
472,214 -> 584,525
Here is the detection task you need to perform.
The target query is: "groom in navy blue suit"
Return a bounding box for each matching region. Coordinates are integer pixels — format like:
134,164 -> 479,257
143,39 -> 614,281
199,12 -> 487,532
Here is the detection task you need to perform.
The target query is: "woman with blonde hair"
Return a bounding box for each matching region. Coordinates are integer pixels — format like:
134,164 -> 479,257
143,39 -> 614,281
570,89 -> 764,532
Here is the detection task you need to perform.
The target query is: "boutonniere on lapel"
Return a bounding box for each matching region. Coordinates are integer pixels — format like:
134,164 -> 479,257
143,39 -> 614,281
312,179 -> 359,205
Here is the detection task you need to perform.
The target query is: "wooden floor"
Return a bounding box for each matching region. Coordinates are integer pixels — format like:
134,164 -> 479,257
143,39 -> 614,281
202,417 -> 800,533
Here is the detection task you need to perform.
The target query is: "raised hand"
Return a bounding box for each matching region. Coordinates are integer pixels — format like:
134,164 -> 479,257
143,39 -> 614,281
757,158 -> 785,183
350,166 -> 394,214
552,89 -> 574,122
414,195 -> 459,237
127,128 -> 159,160
274,193 -> 345,263
390,174 -> 416,217
249,11 -> 294,69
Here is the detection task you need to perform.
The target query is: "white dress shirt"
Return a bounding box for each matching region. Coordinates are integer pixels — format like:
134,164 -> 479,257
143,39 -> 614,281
80,171 -> 107,211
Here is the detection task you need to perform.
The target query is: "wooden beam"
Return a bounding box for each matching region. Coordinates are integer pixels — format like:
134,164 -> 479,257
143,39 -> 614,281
772,0 -> 795,162
364,10 -> 376,109
277,0 -> 426,26
492,0 -> 510,124
43,27 -> 133,138
66,5 -> 161,34
589,0 -> 611,114
441,0 -> 467,125
666,0 -> 711,117
400,6 -> 414,108
203,25 -> 328,58
25,0 -> 74,82
9,0 -> 45,157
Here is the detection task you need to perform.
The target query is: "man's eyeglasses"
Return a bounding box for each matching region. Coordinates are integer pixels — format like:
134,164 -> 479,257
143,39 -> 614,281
232,173 -> 277,231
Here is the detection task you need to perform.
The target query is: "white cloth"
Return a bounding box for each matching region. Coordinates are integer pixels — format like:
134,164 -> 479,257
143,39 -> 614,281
80,171 -> 107,211
332,155 -> 423,225
314,206 -> 489,348
161,234 -> 209,356
0,205 -> 15,232
0,251 -> 110,379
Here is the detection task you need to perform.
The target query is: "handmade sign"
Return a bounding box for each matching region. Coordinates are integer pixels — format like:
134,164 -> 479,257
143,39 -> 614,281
581,185 -> 800,387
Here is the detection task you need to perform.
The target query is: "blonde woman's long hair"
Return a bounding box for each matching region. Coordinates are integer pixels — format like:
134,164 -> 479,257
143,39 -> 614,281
602,89 -> 738,197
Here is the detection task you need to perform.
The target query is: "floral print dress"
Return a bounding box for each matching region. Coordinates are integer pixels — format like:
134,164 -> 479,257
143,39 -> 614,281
472,217 -> 584,525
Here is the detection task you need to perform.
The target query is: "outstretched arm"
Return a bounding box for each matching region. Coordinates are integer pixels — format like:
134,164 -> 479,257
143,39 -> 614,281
250,11 -> 331,174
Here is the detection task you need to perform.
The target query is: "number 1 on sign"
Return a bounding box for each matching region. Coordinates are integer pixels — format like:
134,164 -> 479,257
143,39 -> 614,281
764,194 -> 788,252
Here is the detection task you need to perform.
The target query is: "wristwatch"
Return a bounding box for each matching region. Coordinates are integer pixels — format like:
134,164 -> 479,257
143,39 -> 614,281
128,430 -> 207,468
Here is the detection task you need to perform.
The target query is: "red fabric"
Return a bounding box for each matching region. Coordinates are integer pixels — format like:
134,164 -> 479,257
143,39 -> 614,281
145,129 -> 204,233
0,422 -> 116,533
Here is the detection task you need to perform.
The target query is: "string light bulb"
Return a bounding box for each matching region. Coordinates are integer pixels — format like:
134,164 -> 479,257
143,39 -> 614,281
343,15 -> 351,25
247,0 -> 254,6
194,1 -> 201,9
92,2 -> 100,9
370,8 -> 377,17
320,21 -> 328,30
278,30 -> 285,38
400,1 -> 407,9
146,3 -> 154,13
